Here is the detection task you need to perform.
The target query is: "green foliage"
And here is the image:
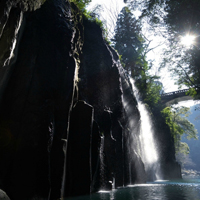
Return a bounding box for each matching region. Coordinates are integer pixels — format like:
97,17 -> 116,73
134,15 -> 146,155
127,0 -> 165,28
163,0 -> 200,90
70,0 -> 91,11
129,0 -> 200,99
125,0 -> 200,157
160,40 -> 200,98
181,105 -> 200,170
93,17 -> 104,28
161,106 -> 198,153
178,142 -> 190,155
88,16 -> 110,42
142,79 -> 162,107
186,88 -> 197,98
112,7 -> 144,75
70,0 -> 110,43
113,6 -> 162,108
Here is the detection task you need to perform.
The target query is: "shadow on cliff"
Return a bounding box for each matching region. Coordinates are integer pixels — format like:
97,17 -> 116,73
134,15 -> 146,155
0,0 -> 181,199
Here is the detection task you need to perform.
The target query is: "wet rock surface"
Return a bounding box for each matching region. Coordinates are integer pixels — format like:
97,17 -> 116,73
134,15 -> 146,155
0,189 -> 10,200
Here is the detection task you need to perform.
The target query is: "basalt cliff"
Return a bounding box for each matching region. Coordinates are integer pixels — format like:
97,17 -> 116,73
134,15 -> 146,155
0,1 -> 181,199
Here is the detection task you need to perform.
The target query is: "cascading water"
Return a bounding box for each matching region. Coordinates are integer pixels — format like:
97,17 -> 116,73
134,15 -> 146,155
99,136 -> 106,189
129,78 -> 162,181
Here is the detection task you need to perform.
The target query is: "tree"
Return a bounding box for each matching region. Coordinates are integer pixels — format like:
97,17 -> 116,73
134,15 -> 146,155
112,7 -> 144,76
176,152 -> 196,168
161,0 -> 200,98
127,0 -> 200,99
112,6 -> 162,107
127,0 -> 166,36
161,106 -> 198,153
119,1 -> 199,158
71,0 -> 92,11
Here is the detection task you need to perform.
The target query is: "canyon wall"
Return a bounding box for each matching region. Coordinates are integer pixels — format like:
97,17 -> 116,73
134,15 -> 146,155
0,1 -> 181,199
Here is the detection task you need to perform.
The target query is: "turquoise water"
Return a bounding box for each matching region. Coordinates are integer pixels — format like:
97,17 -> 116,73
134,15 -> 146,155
66,177 -> 200,200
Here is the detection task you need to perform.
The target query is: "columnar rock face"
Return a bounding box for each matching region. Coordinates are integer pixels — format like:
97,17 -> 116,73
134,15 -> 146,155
0,0 -> 181,199
152,112 -> 182,179
0,0 -> 78,199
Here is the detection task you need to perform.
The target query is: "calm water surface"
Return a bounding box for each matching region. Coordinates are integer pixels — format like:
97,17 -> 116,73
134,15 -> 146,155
66,177 -> 200,200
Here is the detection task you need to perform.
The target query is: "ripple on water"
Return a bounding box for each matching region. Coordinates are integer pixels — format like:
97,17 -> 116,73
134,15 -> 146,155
65,179 -> 200,200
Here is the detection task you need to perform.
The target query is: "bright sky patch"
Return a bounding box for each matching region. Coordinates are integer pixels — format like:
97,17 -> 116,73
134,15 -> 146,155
181,34 -> 195,47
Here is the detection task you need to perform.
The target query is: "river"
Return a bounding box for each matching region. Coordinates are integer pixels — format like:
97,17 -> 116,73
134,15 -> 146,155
66,176 -> 200,200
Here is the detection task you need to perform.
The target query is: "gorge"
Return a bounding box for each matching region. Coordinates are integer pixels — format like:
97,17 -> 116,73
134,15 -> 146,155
0,0 -> 181,199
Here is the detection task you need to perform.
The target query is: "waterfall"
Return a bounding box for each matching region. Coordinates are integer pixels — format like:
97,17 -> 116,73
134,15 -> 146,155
129,78 -> 162,181
99,136 -> 106,189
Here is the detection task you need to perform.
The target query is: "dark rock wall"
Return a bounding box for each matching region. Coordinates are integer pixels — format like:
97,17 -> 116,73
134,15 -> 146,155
0,0 -> 78,199
65,101 -> 93,197
78,18 -> 126,190
77,17 -> 147,191
0,0 -> 181,199
152,111 -> 182,179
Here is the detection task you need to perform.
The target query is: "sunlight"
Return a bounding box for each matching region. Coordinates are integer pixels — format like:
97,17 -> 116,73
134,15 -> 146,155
181,34 -> 195,47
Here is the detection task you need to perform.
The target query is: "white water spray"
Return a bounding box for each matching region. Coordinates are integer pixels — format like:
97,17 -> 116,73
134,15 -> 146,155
99,136 -> 106,188
129,78 -> 162,180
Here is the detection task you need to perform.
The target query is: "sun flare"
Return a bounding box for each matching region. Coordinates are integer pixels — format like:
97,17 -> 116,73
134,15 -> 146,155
181,34 -> 195,47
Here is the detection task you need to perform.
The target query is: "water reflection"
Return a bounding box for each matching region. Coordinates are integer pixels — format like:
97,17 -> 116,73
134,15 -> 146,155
66,178 -> 200,200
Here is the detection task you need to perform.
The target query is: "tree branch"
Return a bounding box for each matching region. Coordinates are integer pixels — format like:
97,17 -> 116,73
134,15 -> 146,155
177,63 -> 195,86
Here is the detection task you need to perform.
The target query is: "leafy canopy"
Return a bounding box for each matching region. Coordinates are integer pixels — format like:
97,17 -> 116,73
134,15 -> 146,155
128,0 -> 200,99
70,0 -> 92,11
161,106 -> 198,154
120,0 -> 199,156
112,6 -> 162,108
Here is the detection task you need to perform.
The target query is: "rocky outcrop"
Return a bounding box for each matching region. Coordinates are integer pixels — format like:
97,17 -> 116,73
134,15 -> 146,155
0,0 -> 78,199
152,111 -> 182,180
0,0 -> 181,199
